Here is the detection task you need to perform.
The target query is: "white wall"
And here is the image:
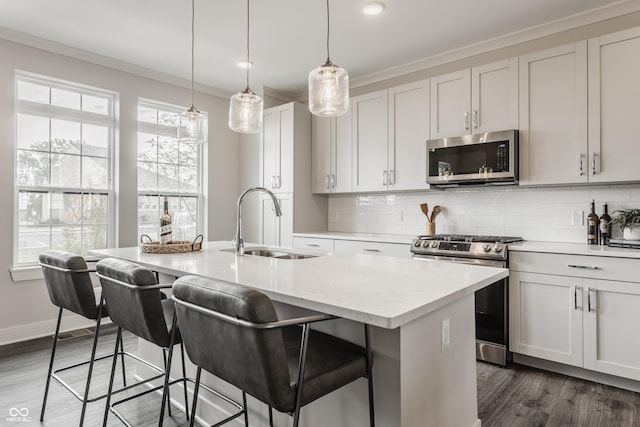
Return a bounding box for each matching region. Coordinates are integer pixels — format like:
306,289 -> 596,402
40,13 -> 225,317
0,37 -> 240,344
328,184 -> 640,243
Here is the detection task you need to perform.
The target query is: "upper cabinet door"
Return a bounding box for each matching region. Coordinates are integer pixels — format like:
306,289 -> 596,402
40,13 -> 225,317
352,90 -> 388,193
261,108 -> 279,192
333,111 -> 353,193
388,80 -> 430,191
311,115 -> 332,194
588,27 -> 640,183
471,58 -> 518,133
518,42 -> 588,186
430,70 -> 471,139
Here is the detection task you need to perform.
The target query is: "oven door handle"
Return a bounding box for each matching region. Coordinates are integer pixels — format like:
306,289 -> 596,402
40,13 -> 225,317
412,254 -> 506,268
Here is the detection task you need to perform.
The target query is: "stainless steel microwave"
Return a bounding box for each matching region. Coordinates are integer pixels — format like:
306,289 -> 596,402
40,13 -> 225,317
426,130 -> 518,187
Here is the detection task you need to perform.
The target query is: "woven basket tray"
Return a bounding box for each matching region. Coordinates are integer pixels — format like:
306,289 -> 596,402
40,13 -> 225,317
140,234 -> 203,254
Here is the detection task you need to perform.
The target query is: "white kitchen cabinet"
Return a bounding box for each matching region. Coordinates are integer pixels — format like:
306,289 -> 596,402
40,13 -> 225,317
311,112 -> 352,194
292,236 -> 335,251
352,90 -> 388,192
387,80 -> 430,191
510,251 -> 640,381
259,102 -> 327,247
518,42 -> 588,185
430,58 -> 518,139
333,239 -> 411,258
587,27 -> 640,183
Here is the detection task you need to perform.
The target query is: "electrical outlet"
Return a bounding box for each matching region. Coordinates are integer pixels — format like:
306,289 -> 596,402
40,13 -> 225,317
572,211 -> 584,226
441,318 -> 450,351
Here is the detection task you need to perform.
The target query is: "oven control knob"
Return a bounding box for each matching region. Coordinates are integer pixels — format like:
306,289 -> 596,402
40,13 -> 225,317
482,244 -> 492,253
493,244 -> 503,253
430,241 -> 438,248
413,240 -> 421,247
422,241 -> 430,248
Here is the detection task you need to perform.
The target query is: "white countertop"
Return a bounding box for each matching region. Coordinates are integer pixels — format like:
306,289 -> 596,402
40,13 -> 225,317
510,241 -> 640,259
293,231 -> 414,245
89,241 -> 508,329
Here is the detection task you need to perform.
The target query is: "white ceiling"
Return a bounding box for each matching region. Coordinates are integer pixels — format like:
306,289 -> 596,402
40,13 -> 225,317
0,0 -> 631,97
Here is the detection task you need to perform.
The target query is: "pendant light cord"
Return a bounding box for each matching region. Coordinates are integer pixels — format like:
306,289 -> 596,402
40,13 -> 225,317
245,0 -> 250,90
190,0 -> 195,106
326,0 -> 330,61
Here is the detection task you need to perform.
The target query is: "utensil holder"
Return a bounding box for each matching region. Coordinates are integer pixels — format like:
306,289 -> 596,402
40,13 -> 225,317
427,222 -> 436,235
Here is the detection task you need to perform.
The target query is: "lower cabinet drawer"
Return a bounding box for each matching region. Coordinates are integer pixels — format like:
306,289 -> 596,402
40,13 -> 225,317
333,240 -> 411,259
292,237 -> 335,251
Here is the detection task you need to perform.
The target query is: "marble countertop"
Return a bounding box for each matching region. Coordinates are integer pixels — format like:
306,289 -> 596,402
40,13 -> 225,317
510,241 -> 640,259
293,231 -> 415,245
89,241 -> 507,329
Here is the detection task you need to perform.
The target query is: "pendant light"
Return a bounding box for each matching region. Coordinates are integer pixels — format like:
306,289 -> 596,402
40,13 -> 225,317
178,0 -> 208,144
308,0 -> 349,117
228,0 -> 263,134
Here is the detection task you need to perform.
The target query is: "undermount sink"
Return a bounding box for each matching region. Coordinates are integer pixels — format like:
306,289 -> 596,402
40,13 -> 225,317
221,247 -> 318,260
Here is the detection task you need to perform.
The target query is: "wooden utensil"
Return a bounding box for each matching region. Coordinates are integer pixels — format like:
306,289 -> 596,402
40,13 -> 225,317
420,203 -> 429,218
430,205 -> 442,222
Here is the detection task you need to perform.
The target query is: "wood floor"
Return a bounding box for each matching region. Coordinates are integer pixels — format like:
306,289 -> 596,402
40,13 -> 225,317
2,326 -> 640,426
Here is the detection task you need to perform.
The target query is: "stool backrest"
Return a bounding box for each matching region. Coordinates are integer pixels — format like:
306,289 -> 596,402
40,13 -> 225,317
172,275 -> 293,411
39,250 -> 99,319
96,258 -> 171,347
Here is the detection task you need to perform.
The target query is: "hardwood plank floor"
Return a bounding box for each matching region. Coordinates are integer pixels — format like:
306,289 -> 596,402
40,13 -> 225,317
3,327 -> 640,426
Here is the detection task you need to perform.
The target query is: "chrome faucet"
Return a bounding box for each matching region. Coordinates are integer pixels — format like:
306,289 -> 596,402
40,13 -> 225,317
235,186 -> 282,255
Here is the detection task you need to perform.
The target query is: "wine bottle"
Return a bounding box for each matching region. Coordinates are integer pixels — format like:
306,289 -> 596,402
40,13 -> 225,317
599,203 -> 611,246
160,196 -> 172,244
587,199 -> 599,245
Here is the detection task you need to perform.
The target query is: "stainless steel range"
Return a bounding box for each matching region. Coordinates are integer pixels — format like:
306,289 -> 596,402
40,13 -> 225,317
411,234 -> 523,366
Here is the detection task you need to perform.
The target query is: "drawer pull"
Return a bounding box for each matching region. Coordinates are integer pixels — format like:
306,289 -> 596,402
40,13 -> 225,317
306,244 -> 320,247
568,264 -> 599,270
363,248 -> 381,253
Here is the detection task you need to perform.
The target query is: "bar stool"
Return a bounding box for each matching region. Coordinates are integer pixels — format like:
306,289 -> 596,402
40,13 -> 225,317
172,275 -> 375,427
39,250 -> 128,426
95,257 -> 193,426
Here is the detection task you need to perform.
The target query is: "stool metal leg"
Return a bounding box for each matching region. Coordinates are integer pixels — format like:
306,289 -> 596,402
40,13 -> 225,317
269,406 -> 274,427
118,333 -> 127,387
180,342 -> 189,421
79,306 -> 103,426
162,349 -> 172,418
40,307 -> 63,422
189,367 -> 202,427
159,319 -> 178,426
103,327 -> 123,427
365,324 -> 375,427
292,324 -> 311,427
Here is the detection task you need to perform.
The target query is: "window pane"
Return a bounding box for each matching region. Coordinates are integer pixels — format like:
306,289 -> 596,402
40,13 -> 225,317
138,105 -> 157,124
82,225 -> 107,252
51,154 -> 81,188
138,162 -> 158,191
17,81 -> 49,104
82,157 -> 108,189
179,166 -> 198,192
83,194 -> 109,224
82,124 -> 108,157
18,191 -> 45,226
51,88 -> 80,110
158,135 -> 179,165
17,150 -> 50,187
18,225 -> 50,264
82,94 -> 109,115
138,133 -> 158,162
175,197 -> 198,241
158,164 -> 179,191
138,195 -> 159,241
158,110 -> 179,127
179,142 -> 197,166
17,114 -> 49,151
51,119 -> 80,154
52,225 -> 82,254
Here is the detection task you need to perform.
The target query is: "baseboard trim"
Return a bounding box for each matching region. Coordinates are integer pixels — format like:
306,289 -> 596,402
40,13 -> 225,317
0,314 -> 111,347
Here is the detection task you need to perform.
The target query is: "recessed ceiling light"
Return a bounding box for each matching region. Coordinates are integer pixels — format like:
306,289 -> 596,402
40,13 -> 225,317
237,60 -> 253,69
363,1 -> 385,16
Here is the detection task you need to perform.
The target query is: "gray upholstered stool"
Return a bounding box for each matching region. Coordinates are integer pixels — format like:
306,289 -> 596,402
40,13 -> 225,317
39,250 -> 128,426
172,275 -> 375,427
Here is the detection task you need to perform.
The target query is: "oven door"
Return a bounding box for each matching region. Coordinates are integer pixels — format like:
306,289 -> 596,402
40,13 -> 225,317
413,254 -> 510,366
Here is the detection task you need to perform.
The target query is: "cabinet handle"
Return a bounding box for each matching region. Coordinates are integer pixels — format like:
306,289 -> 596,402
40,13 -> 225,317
325,174 -> 330,189
568,264 -> 599,270
587,287 -> 592,312
592,152 -> 597,176
331,174 -> 336,189
271,176 -> 276,188
473,110 -> 478,129
277,176 -> 282,189
578,154 -> 584,176
464,112 -> 470,131
306,243 -> 320,247
383,170 -> 388,186
363,248 -> 381,252
389,169 -> 395,185
574,286 -> 578,310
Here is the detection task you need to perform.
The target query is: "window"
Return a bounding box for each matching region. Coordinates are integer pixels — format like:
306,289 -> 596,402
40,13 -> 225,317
14,73 -> 116,266
137,100 -> 202,242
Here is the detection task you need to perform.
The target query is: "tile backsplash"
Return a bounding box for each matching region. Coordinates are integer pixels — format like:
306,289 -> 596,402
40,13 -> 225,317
328,184 -> 640,243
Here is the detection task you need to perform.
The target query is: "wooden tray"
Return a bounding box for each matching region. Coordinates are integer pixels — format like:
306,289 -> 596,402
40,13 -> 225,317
140,234 -> 203,254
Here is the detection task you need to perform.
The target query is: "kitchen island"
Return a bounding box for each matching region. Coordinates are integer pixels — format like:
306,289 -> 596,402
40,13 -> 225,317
90,241 -> 508,427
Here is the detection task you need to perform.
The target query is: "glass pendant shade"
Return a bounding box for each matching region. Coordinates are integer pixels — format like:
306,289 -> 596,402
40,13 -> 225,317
309,59 -> 349,117
178,105 -> 208,144
228,88 -> 263,134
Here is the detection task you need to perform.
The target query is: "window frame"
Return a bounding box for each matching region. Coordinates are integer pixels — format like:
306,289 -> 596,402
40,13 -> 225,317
136,98 -> 204,242
13,71 -> 117,269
